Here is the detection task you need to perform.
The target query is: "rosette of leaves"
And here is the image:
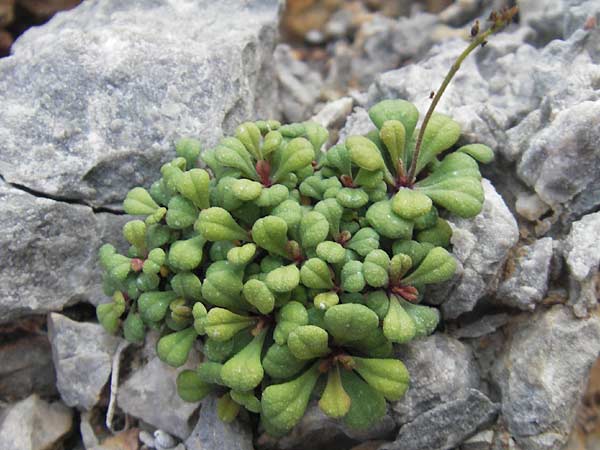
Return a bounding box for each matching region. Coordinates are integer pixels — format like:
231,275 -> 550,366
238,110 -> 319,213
92,6 -> 519,426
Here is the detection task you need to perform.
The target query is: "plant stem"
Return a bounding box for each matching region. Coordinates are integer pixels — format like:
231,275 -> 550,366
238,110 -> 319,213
405,9 -> 517,185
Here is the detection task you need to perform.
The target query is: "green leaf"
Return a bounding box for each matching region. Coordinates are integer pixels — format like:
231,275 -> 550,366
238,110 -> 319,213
352,357 -> 409,401
96,294 -> 125,334
319,364 -> 351,418
313,199 -> 343,238
303,121 -> 329,152
236,122 -> 262,160
316,241 -> 346,264
363,250 -> 390,288
175,138 -> 202,169
123,220 -> 147,252
273,301 -> 309,345
231,179 -> 263,201
263,343 -> 307,379
266,264 -> 300,293
263,130 -> 283,156
197,361 -> 224,385
272,138 -> 315,182
227,243 -> 257,266
288,325 -> 330,360
402,246 -> 457,286
380,120 -> 406,168
324,303 -> 379,342
346,227 -> 379,257
123,311 -> 145,344
252,216 -> 290,259
346,136 -> 385,171
341,260 -> 365,293
272,200 -> 303,229
336,188 -> 369,209
300,258 -> 334,290
300,211 -> 330,249
217,393 -> 241,423
231,390 -> 262,413
416,217 -> 453,248
313,291 -> 339,310
204,308 -> 256,341
196,207 -> 248,241
365,200 -> 413,240
192,302 -> 207,334
392,240 -> 433,268
322,144 -> 352,176
201,261 -> 245,310
365,290 -> 389,320
415,113 -> 461,175
415,153 -> 484,218
391,188 -> 433,220
166,195 -> 198,230
242,279 -> 275,314
457,143 -> 494,163
123,187 -> 160,216
368,99 -> 419,138
221,329 -> 267,391
176,168 -> 210,209
255,184 -> 289,208
399,299 -> 440,337
260,363 -> 321,437
340,369 -> 386,431
168,235 -> 205,271
176,370 -> 213,402
138,291 -> 178,323
215,138 -> 257,179
157,327 -> 197,367
171,273 -> 203,301
383,296 -> 416,344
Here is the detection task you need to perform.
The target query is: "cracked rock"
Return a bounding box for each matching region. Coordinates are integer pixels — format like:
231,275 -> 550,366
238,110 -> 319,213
185,396 -> 254,450
496,237 -> 553,311
492,305 -> 600,449
382,389 -> 499,450
562,212 -> 600,318
0,180 -> 129,323
0,0 -> 281,209
393,333 -> 481,425
0,394 -> 73,450
48,313 -> 123,410
434,180 -> 519,319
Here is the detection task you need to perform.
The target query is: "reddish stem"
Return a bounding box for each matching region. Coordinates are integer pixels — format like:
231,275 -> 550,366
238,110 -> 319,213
256,160 -> 272,187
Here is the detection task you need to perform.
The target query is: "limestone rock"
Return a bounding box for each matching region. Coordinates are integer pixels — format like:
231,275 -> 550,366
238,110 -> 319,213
0,0 -> 281,209
185,396 -> 254,450
492,305 -> 600,449
496,238 -> 553,311
48,313 -> 123,410
0,394 -> 73,450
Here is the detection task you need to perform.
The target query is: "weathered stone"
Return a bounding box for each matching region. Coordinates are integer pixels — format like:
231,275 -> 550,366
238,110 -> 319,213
311,97 -> 354,132
274,44 -> 323,122
273,401 -> 396,450
185,396 -> 254,450
48,313 -> 123,410
0,180 -> 129,322
0,394 -> 73,450
337,107 -> 374,143
460,429 -> 495,450
0,332 -> 56,401
0,0 -> 281,209
382,389 -> 499,450
562,212 -> 600,318
492,305 -> 600,449
393,334 -> 481,425
451,313 -> 510,340
118,334 -> 199,440
496,238 -> 553,311
435,180 -> 518,319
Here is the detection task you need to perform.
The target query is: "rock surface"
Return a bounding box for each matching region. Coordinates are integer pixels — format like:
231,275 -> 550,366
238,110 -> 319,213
0,0 -> 281,209
435,179 -> 519,319
492,305 -> 600,449
118,333 -> 200,440
48,313 -> 123,410
0,180 -> 129,322
562,212 -> 600,317
393,333 -> 481,424
0,394 -> 73,450
496,238 -> 553,311
382,389 -> 499,450
185,396 -> 254,450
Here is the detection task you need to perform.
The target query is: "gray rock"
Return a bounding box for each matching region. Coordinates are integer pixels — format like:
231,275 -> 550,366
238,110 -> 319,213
118,335 -> 200,440
311,97 -> 354,132
272,401 -> 396,450
0,179 -> 129,322
274,44 -> 323,122
451,313 -> 510,339
496,238 -> 553,311
0,394 -> 73,450
393,334 -> 481,425
0,333 -> 57,401
185,396 -> 254,450
491,305 -> 600,449
0,0 -> 281,209
336,107 -> 374,143
562,212 -> 600,317
460,429 -> 495,450
382,389 -> 499,450
48,313 -> 123,410
438,179 -> 519,319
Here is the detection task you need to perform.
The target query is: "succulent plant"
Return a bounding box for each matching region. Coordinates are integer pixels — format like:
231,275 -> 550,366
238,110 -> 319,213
96,9 -> 519,437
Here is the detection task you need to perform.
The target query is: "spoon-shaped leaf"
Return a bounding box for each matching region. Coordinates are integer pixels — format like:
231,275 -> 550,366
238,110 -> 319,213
221,328 -> 267,391
319,364 -> 351,418
366,200 -> 413,240
402,247 -> 457,286
196,207 -> 248,241
383,295 -> 416,344
352,357 -> 409,401
263,343 -> 307,379
324,303 -> 379,342
252,216 -> 290,259
340,369 -> 386,431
